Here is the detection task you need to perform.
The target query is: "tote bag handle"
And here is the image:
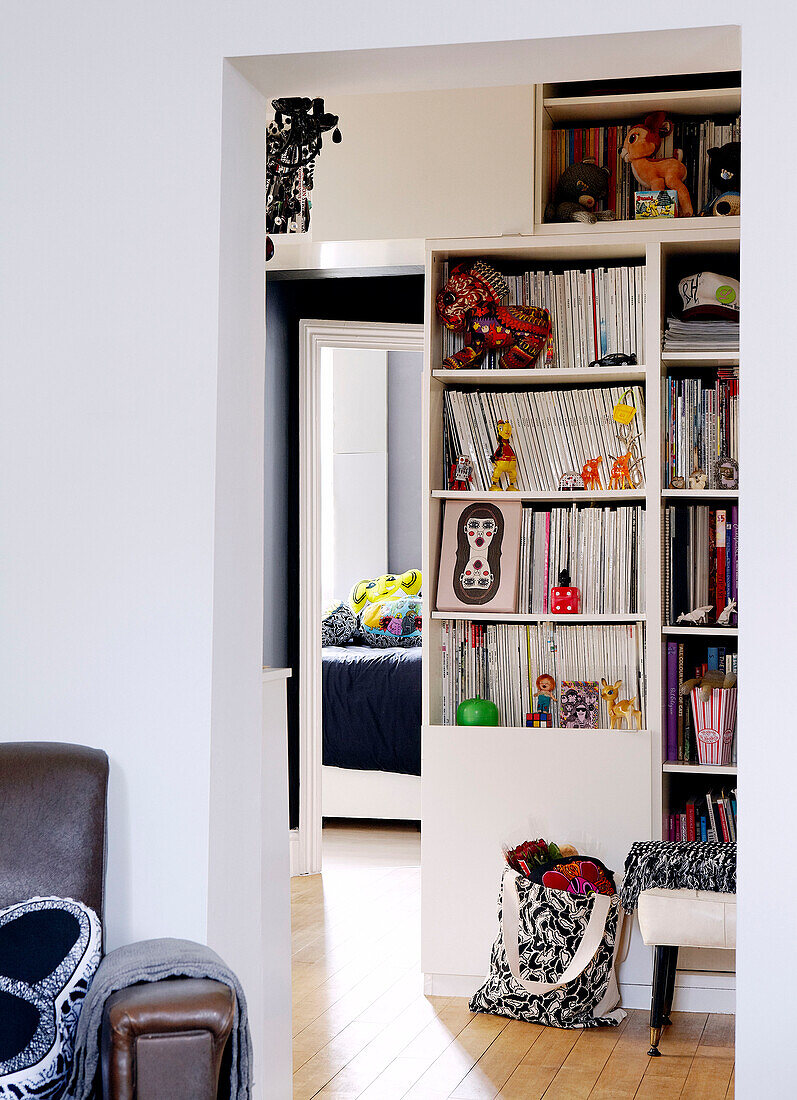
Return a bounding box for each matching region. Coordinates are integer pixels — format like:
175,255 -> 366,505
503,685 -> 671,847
502,868 -> 613,995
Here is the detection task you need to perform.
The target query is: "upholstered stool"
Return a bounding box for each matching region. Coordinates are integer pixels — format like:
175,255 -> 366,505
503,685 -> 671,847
637,887 -> 736,1055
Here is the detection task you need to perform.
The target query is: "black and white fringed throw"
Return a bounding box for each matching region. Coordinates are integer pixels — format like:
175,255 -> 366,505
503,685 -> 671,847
620,841 -> 736,912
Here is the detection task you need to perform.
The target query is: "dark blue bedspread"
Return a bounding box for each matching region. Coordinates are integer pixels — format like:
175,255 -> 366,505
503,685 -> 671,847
322,645 -> 422,775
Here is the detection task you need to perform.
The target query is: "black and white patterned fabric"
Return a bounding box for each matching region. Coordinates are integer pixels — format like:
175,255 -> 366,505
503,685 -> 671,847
620,841 -> 736,912
321,601 -> 358,647
469,872 -> 623,1029
0,897 -> 102,1100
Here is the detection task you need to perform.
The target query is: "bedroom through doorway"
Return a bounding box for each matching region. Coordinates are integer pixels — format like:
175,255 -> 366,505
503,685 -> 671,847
298,320 -> 425,877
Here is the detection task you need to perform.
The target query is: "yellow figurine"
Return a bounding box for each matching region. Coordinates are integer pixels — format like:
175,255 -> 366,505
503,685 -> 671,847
490,420 -> 518,491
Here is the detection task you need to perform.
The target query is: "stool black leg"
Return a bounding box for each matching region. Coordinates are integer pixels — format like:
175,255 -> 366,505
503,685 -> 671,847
648,945 -> 671,1056
662,946 -> 679,1026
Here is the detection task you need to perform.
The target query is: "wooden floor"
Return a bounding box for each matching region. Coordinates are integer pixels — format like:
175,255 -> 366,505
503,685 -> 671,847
291,823 -> 734,1099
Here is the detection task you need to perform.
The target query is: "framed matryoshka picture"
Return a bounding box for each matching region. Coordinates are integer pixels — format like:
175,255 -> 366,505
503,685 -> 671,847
435,499 -> 521,613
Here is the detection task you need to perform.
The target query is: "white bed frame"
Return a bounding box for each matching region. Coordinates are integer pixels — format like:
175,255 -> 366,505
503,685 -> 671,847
321,765 -> 421,821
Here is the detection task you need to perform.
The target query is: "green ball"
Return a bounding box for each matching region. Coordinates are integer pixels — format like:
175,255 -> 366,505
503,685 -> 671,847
456,696 -> 499,726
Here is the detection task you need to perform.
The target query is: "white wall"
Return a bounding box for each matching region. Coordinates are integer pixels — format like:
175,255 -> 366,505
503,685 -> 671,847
1,5 -> 794,1095
312,85 -> 534,240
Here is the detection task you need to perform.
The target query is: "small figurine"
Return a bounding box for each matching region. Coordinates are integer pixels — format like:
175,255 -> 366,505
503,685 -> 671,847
715,456 -> 739,489
675,604 -> 713,625
599,678 -> 642,730
716,597 -> 737,626
609,451 -> 635,490
688,467 -> 707,490
581,456 -> 604,491
449,455 -> 474,491
490,420 -> 518,491
551,568 -> 581,614
533,674 -> 557,719
620,112 -> 693,217
670,475 -> 686,490
558,470 -> 585,491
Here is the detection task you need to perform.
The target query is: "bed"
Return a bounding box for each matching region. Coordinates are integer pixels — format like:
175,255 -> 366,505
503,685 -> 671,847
322,644 -> 422,820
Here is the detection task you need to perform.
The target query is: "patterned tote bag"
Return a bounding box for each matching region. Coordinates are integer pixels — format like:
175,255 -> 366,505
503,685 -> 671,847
470,868 -> 626,1028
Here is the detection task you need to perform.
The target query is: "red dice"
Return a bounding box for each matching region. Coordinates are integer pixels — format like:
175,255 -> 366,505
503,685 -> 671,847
551,586 -> 581,614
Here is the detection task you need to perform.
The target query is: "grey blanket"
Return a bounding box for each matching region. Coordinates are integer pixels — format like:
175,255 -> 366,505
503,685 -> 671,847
65,938 -> 251,1100
621,840 -> 736,912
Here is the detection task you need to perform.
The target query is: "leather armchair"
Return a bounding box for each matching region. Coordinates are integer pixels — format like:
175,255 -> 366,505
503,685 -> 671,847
0,743 -> 235,1100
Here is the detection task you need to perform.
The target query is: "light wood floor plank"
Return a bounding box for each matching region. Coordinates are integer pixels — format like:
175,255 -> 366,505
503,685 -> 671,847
292,825 -> 735,1099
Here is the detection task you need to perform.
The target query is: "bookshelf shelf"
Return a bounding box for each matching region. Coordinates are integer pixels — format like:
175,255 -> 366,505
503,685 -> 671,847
542,86 -> 741,125
662,352 -> 739,368
663,762 -> 738,776
431,612 -> 644,624
432,489 -> 646,503
662,489 -> 739,500
432,367 -> 646,386
662,625 -> 738,637
532,216 -> 740,238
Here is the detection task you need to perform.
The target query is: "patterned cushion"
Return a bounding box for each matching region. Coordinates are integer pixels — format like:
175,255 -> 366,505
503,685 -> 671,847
359,596 -> 422,649
321,601 -> 358,647
0,897 -> 102,1100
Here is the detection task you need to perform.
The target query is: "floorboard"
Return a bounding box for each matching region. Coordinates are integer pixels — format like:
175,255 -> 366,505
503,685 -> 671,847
291,823 -> 735,1098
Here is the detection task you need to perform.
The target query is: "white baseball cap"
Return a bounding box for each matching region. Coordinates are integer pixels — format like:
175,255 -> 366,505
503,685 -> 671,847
679,272 -> 740,319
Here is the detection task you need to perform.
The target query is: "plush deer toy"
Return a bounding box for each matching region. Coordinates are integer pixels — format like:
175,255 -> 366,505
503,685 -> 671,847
621,112 -> 693,217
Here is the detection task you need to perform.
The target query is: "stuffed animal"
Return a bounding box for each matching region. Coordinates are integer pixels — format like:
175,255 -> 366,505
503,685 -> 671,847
545,159 -> 615,224
349,569 -> 422,613
681,668 -> 737,700
702,141 -> 740,216
621,113 -> 693,217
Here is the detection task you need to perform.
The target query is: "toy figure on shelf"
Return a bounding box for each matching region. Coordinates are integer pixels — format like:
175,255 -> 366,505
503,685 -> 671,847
680,666 -> 737,701
688,467 -> 707,490
608,451 -> 635,490
544,159 -> 615,225
533,674 -> 557,727
599,678 -> 642,730
558,470 -> 585,491
551,569 -> 581,614
436,261 -> 551,370
701,141 -> 740,217
716,598 -> 737,626
611,390 -> 644,488
449,455 -> 474,491
490,420 -> 518,491
675,604 -> 713,625
581,456 -> 603,491
620,112 -> 693,217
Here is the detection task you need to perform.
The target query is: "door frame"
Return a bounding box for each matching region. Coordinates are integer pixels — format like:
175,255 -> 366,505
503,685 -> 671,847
298,319 -> 425,875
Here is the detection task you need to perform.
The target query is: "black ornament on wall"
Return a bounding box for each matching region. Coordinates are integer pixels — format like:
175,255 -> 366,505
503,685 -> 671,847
265,96 -> 341,259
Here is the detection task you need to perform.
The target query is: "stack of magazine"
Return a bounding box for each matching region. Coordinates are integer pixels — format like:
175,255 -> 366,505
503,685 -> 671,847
440,621 -> 645,729
519,504 -> 645,615
439,262 -> 645,371
663,316 -> 739,352
443,385 -> 646,492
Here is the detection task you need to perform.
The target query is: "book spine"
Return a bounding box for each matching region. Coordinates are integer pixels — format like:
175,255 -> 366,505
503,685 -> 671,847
667,642 -> 678,762
717,798 -> 730,843
716,509 -> 727,616
677,644 -> 685,762
686,800 -> 696,842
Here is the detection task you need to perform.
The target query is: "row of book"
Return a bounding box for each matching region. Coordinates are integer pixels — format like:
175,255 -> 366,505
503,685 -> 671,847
663,316 -> 739,351
439,620 -> 646,729
663,505 -> 738,625
439,262 -> 645,372
664,371 -> 739,489
519,505 -> 645,615
667,789 -> 737,843
442,385 -> 647,492
665,641 -> 739,764
548,115 -> 741,220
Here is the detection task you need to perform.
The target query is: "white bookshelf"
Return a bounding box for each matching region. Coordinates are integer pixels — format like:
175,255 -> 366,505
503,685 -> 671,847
421,74 -> 740,1009
421,228 -> 739,1007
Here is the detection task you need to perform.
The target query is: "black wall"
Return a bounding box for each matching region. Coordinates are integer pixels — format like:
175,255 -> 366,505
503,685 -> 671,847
265,274 -> 425,828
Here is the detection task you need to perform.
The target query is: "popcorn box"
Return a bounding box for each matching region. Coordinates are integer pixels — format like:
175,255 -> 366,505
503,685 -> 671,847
690,687 -> 738,766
